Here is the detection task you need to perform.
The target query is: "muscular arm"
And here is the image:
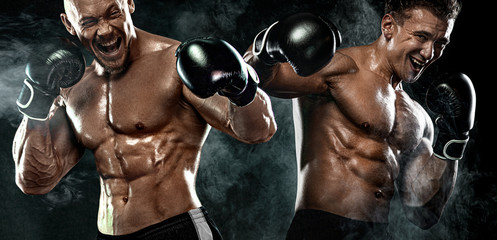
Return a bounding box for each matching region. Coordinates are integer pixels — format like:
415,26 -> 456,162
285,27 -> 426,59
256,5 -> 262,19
174,38 -> 276,144
183,85 -> 276,144
396,116 -> 458,229
244,41 -> 356,99
12,103 -> 85,195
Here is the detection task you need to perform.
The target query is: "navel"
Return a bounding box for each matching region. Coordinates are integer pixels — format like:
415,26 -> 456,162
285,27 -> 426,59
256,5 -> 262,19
374,190 -> 384,199
135,122 -> 145,130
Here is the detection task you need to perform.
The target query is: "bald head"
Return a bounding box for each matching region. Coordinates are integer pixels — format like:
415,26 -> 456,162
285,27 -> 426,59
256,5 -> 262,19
62,0 -> 77,24
61,0 -> 135,31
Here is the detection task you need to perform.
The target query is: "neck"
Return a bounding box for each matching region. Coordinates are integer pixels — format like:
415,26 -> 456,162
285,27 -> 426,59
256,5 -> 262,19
127,27 -> 140,61
369,37 -> 402,88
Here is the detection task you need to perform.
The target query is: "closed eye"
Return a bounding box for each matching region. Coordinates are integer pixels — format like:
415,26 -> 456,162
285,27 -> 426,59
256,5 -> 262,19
110,10 -> 122,18
81,17 -> 98,28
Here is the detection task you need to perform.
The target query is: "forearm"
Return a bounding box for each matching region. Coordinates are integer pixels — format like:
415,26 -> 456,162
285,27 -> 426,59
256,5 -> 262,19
176,37 -> 277,143
184,85 -> 276,144
12,37 -> 85,194
12,108 -> 82,194
402,72 -> 475,229
401,155 -> 457,205
402,156 -> 457,229
13,117 -> 64,194
243,45 -> 279,88
398,140 -> 458,228
228,88 -> 276,144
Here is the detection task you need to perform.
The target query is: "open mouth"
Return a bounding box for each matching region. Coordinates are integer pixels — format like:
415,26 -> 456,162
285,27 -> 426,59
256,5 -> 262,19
95,37 -> 122,57
409,56 -> 425,71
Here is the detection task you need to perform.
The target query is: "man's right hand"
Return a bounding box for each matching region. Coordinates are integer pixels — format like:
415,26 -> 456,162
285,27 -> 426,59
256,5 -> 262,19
17,38 -> 85,121
253,12 -> 341,77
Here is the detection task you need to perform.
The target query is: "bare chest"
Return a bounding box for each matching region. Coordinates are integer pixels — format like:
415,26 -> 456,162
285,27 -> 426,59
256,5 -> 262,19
107,66 -> 181,133
329,78 -> 428,151
63,60 -> 184,149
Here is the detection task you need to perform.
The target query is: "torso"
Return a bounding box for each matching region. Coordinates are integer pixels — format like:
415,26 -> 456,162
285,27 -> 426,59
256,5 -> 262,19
61,31 -> 208,235
293,47 -> 430,222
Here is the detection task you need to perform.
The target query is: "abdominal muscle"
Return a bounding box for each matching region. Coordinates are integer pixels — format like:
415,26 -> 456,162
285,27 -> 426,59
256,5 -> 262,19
94,133 -> 203,235
293,97 -> 400,223
296,145 -> 398,223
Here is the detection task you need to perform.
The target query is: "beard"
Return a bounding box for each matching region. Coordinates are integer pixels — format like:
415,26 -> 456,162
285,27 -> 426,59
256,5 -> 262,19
93,45 -> 131,75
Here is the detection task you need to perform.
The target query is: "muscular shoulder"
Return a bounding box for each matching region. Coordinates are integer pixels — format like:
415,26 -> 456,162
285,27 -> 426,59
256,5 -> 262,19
314,47 -> 359,91
135,28 -> 180,59
323,45 -> 387,86
320,48 -> 359,82
131,30 -> 182,78
333,48 -> 359,72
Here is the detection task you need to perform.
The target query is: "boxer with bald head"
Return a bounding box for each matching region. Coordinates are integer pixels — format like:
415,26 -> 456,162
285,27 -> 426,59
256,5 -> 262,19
245,0 -> 475,239
12,0 -> 276,239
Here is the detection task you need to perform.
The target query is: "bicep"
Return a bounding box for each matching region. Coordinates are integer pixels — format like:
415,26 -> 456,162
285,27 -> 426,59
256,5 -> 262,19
395,116 -> 457,229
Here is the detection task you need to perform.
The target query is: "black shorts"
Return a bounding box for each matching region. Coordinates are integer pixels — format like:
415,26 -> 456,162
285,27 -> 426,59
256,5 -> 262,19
286,209 -> 391,240
97,207 -> 222,240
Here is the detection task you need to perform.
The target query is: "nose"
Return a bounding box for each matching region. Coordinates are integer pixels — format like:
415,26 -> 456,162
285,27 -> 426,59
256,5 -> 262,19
96,20 -> 112,37
420,42 -> 434,61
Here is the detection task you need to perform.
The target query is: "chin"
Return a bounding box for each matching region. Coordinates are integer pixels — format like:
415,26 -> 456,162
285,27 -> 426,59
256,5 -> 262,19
95,49 -> 130,75
404,70 -> 425,83
104,64 -> 127,74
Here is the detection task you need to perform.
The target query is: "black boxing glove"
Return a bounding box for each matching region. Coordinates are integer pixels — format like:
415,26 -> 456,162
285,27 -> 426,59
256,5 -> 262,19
176,37 -> 259,107
426,72 -> 476,160
16,37 -> 85,121
252,12 -> 340,77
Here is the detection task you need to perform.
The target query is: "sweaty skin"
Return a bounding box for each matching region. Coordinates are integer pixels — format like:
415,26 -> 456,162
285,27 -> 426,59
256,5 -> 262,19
12,0 -> 276,235
245,7 -> 456,228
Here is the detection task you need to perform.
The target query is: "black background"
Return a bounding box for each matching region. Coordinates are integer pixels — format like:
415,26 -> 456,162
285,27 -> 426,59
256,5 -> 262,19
0,0 -> 493,239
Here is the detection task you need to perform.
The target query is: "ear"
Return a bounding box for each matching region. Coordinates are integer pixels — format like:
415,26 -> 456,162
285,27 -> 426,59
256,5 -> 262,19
60,13 -> 76,35
128,0 -> 135,14
381,14 -> 395,40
